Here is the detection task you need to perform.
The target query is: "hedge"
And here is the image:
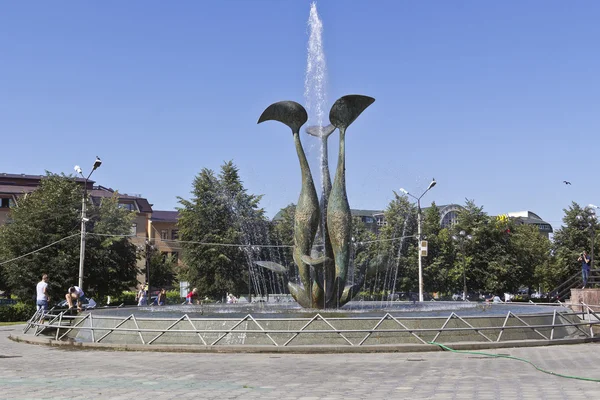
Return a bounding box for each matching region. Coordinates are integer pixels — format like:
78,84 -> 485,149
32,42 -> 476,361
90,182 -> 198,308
0,302 -> 36,322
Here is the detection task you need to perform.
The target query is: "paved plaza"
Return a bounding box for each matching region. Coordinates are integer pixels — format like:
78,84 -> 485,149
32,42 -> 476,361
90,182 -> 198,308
2,324 -> 600,399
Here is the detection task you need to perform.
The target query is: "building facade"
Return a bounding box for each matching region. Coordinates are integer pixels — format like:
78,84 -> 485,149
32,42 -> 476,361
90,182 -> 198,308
0,173 -> 184,286
148,210 -> 182,262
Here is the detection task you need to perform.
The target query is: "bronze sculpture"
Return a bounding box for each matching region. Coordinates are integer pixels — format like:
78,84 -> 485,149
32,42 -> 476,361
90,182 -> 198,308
258,95 -> 375,308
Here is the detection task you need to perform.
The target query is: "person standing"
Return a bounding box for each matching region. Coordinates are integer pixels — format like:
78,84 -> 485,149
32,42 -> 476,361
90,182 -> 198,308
136,284 -> 147,306
578,250 -> 591,288
36,274 -> 50,313
157,288 -> 167,306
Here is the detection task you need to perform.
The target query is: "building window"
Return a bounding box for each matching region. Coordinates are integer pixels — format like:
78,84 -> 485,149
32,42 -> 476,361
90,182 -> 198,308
365,217 -> 374,224
130,223 -> 137,236
171,229 -> 179,240
0,198 -> 11,208
160,229 -> 168,240
119,202 -> 136,211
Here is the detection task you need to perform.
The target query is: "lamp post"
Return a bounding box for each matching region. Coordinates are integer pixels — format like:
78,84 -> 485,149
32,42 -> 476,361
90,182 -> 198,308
452,230 -> 472,301
399,178 -> 437,302
74,157 -> 102,290
145,239 -> 154,304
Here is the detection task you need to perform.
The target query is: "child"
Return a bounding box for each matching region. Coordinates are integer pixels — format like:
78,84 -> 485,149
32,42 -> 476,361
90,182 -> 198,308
185,288 -> 198,304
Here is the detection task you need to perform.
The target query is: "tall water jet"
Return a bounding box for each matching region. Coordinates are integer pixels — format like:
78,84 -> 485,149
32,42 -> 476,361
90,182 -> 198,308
258,3 -> 375,309
304,2 -> 328,133
304,1 -> 334,307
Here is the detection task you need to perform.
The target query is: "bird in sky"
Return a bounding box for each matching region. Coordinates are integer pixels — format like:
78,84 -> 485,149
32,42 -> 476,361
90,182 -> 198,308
563,181 -> 572,185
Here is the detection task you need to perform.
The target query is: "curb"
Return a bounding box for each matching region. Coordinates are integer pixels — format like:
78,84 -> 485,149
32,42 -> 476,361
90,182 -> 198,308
9,333 -> 600,354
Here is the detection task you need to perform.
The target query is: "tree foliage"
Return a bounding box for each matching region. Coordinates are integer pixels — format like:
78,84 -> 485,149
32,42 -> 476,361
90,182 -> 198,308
148,251 -> 178,289
0,173 -> 138,302
177,161 -> 267,299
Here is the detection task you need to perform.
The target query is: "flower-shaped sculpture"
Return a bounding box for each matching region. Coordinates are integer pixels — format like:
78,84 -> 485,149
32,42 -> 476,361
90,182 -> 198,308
257,95 -> 375,308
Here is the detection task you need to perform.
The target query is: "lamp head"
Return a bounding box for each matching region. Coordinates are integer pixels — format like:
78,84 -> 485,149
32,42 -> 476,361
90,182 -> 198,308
74,165 -> 82,175
427,178 -> 437,191
399,188 -> 409,195
93,157 -> 102,170
589,204 -> 599,209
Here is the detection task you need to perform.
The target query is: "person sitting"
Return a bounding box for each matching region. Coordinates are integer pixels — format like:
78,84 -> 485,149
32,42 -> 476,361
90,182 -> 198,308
65,286 -> 86,311
185,288 -> 199,305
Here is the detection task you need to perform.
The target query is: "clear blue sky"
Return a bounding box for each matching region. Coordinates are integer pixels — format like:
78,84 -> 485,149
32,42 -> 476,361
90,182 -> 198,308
2,1 -> 599,229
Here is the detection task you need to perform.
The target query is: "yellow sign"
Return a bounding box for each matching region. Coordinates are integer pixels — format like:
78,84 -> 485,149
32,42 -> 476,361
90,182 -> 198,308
420,240 -> 428,257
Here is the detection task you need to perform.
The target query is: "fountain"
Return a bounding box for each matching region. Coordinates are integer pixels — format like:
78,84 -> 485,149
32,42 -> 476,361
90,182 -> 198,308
19,2 -> 590,351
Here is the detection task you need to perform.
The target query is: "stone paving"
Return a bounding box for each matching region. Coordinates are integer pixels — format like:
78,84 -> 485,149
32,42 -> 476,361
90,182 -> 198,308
2,324 -> 600,399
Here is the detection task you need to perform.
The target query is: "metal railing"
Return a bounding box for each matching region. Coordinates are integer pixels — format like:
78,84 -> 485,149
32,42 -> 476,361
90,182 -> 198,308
550,268 -> 600,300
21,303 -> 600,347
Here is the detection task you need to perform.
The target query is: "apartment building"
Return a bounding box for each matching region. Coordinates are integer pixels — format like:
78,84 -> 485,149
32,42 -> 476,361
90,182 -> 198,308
0,173 -> 157,283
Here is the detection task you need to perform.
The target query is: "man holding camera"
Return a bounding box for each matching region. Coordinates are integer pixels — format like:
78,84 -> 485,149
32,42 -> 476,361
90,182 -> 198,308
578,250 -> 591,289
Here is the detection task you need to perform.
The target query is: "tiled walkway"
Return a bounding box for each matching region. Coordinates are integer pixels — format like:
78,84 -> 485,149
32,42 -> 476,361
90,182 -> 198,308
2,324 -> 600,399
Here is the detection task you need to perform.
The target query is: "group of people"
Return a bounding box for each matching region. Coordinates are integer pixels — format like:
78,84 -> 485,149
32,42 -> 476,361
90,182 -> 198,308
226,293 -> 238,304
35,274 -> 88,314
136,284 -> 167,306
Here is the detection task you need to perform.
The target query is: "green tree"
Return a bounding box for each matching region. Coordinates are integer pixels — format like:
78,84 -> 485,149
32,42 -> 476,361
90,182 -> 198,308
148,252 -> 177,289
366,193 -> 417,295
178,161 -> 267,299
421,202 -> 456,294
0,174 -> 138,302
552,202 -> 599,288
511,224 -> 552,293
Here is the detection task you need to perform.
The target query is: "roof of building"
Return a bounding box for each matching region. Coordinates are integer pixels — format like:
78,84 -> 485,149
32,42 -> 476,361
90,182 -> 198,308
351,209 -> 384,217
90,186 -> 153,213
507,211 -> 542,220
0,173 -> 89,184
0,173 -> 152,213
151,210 -> 179,222
0,184 -> 37,195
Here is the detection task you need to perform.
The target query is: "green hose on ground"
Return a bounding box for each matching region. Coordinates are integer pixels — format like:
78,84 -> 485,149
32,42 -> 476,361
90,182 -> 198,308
428,341 -> 600,382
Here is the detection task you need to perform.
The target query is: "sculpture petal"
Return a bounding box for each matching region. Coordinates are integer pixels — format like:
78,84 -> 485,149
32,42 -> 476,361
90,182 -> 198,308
329,95 -> 375,130
258,101 -> 308,133
254,261 -> 287,274
300,255 -> 332,268
305,124 -> 336,138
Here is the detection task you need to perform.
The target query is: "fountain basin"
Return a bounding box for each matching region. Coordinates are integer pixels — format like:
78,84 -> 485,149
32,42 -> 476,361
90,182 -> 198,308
34,301 -> 589,349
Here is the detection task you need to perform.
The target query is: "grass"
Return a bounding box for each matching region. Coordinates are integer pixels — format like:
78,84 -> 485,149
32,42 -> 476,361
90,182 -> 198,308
0,321 -> 26,326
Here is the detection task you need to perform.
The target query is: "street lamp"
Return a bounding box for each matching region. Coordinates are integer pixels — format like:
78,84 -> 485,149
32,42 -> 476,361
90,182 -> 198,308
578,205 -> 598,270
452,230 -> 473,301
145,239 -> 155,303
74,156 -> 102,290
398,178 -> 437,302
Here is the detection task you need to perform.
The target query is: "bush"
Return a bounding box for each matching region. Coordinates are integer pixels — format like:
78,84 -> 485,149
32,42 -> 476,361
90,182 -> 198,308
101,291 -> 137,306
0,302 -> 36,322
166,290 -> 182,304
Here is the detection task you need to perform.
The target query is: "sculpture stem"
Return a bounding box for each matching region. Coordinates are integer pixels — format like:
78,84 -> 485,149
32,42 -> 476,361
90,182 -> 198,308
293,131 -> 319,299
